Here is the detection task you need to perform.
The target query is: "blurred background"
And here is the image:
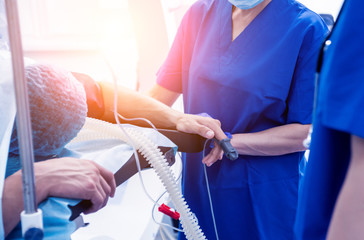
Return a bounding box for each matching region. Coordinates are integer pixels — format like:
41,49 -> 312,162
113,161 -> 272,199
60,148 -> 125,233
16,0 -> 344,96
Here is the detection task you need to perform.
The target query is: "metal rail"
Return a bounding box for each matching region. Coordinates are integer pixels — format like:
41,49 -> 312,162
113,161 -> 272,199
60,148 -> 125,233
5,0 -> 37,214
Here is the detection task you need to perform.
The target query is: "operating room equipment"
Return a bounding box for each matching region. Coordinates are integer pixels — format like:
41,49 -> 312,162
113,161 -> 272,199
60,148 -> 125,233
68,125 -> 210,221
198,113 -> 238,161
216,137 -> 238,161
5,0 -> 43,238
71,117 -> 207,239
68,144 -> 176,221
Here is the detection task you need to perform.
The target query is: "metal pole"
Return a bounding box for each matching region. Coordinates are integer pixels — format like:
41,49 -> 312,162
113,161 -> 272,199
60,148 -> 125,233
5,0 -> 37,214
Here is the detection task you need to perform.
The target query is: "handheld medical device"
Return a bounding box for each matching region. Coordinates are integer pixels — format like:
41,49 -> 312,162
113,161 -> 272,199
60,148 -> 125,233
217,137 -> 238,160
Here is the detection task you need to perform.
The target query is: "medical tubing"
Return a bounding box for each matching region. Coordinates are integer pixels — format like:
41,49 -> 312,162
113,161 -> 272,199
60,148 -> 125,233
73,117 -> 157,205
104,55 -> 158,205
103,53 -> 205,239
124,127 -> 206,240
151,156 -> 184,233
115,119 -> 158,204
202,140 -> 220,240
76,118 -> 206,239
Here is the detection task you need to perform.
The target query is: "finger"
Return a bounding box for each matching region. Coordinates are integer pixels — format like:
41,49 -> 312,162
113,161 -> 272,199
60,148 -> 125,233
203,147 -> 222,166
204,154 -> 218,167
86,189 -> 104,214
213,142 -> 224,160
93,162 -> 116,197
196,118 -> 226,141
99,176 -> 112,207
177,121 -> 215,139
94,178 -> 107,209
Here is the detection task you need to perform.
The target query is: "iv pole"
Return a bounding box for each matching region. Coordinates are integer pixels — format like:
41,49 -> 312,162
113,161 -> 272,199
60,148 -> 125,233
5,0 -> 43,238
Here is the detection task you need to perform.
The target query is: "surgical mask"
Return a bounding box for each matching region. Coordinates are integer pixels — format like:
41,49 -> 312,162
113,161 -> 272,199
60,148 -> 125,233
228,0 -> 265,9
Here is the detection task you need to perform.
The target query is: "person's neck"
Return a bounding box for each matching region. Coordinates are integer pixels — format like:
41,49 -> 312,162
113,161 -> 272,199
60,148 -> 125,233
231,0 -> 272,41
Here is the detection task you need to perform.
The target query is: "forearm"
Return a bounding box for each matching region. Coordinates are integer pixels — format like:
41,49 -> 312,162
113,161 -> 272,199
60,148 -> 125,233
2,157 -> 116,236
231,123 -> 310,156
98,82 -> 183,129
2,171 -> 23,236
327,135 -> 364,240
2,171 -> 49,236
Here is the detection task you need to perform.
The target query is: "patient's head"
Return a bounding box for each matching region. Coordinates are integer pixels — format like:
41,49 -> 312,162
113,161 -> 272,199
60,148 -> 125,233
9,64 -> 87,157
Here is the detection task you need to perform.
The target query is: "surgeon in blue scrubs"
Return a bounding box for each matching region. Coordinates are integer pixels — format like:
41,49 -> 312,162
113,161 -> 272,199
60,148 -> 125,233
148,0 -> 328,239
295,0 -> 364,239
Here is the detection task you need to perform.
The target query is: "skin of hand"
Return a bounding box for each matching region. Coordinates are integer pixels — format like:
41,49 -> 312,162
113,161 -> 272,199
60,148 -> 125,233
174,113 -> 227,166
99,82 -> 228,165
202,140 -> 224,167
148,84 -> 229,166
2,157 -> 116,236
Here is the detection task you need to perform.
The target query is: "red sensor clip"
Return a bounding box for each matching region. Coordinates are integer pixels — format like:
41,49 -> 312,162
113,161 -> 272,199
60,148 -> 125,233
158,203 -> 180,220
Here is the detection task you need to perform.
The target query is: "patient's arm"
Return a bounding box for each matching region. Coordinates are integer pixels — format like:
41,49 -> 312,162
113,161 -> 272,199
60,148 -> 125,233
97,81 -> 226,141
2,158 -> 115,237
73,75 -> 227,163
326,135 -> 364,240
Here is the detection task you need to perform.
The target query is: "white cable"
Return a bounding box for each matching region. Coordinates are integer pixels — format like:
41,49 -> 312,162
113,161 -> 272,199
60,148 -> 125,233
99,53 -> 206,239
123,126 -> 206,239
152,190 -> 182,232
151,155 -> 184,233
105,56 -> 159,206
202,139 -> 220,240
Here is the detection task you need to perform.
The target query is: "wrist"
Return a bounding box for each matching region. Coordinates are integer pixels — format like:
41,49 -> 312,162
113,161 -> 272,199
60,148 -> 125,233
34,163 -> 51,205
167,109 -> 184,130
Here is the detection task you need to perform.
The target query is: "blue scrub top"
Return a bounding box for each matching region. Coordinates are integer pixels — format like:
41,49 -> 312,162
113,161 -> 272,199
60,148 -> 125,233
295,0 -> 364,239
157,0 -> 328,239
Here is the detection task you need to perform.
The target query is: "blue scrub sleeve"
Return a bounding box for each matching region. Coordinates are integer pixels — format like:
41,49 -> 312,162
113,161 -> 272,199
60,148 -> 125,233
156,1 -> 206,93
156,20 -> 184,93
286,23 -> 328,124
319,0 -> 364,139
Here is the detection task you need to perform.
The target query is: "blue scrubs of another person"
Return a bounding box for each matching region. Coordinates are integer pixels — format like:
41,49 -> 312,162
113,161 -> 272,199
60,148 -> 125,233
155,0 -> 328,239
295,0 -> 364,239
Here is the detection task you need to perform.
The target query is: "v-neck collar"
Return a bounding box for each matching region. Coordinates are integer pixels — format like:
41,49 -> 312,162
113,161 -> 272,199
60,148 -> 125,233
220,0 -> 276,52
